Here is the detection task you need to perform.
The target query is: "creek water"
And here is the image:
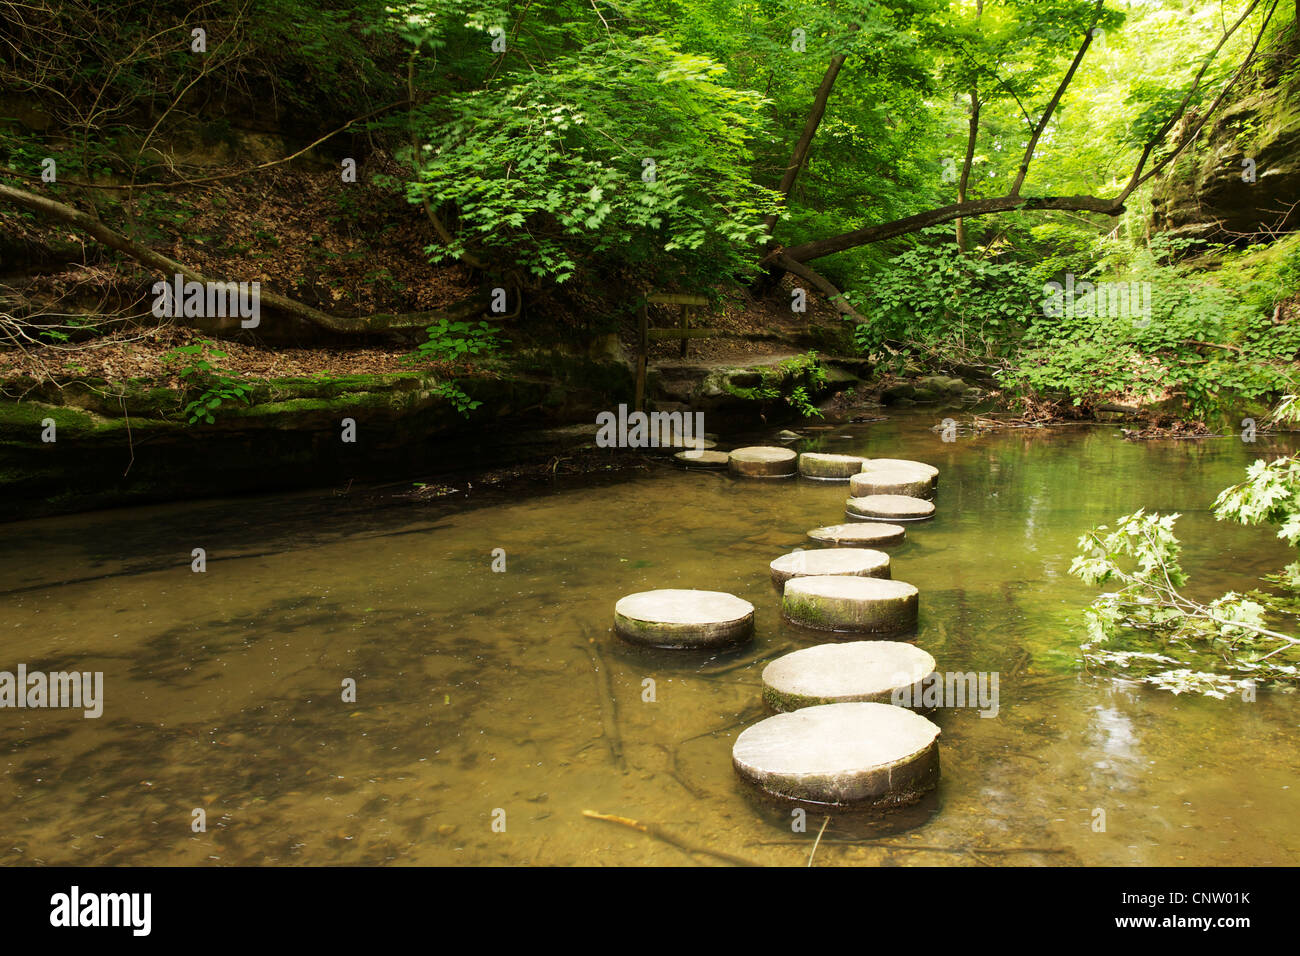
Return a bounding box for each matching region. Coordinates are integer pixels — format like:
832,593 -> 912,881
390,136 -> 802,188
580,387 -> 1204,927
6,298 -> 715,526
1,410 -> 1297,866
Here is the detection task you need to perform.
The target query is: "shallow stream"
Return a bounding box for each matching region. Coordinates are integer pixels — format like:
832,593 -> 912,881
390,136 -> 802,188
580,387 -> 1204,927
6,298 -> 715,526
1,411 -> 1297,865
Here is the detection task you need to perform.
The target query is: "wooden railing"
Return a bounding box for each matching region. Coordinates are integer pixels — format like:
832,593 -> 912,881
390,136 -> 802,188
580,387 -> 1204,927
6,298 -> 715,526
634,293 -> 713,411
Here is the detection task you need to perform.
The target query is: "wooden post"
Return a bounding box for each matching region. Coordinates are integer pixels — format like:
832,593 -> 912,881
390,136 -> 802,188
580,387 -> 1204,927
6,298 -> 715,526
635,302 -> 648,412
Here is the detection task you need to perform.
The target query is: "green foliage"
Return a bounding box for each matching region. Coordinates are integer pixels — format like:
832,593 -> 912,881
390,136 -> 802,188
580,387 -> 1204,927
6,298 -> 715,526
162,340 -> 252,425
723,351 -> 827,419
402,319 -> 505,418
430,381 -> 482,415
1001,233 -> 1300,420
1214,397 -> 1300,588
405,319 -> 506,364
1071,402 -> 1300,696
850,228 -> 1046,364
403,29 -> 780,287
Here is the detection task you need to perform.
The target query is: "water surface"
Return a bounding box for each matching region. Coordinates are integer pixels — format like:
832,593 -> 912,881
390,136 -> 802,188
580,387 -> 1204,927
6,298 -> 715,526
1,412 -> 1297,866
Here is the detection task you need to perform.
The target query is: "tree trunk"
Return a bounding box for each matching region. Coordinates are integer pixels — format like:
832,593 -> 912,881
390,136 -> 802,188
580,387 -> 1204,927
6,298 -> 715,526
778,193 -> 1122,264
763,49 -> 851,234
956,89 -> 980,252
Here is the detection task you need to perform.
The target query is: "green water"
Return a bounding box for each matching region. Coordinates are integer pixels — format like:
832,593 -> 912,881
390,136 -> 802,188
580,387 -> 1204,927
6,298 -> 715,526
1,412 -> 1297,866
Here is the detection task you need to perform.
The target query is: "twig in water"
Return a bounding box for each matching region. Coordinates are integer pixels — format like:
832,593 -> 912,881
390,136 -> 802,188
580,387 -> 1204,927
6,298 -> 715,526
808,815 -> 830,867
656,742 -> 711,801
575,642 -> 627,772
582,810 -> 761,867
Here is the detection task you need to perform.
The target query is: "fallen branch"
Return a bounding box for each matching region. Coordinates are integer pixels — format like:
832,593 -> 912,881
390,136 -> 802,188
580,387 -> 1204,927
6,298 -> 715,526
808,815 -> 830,867
0,183 -> 487,333
582,810 -> 761,867
770,252 -> 867,323
575,642 -> 627,772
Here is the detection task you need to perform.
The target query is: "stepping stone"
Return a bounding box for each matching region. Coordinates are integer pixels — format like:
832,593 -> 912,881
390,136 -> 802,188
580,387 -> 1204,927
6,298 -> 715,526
732,702 -> 941,807
782,575 -> 918,632
849,467 -> 934,500
761,641 -> 936,712
674,449 -> 729,467
615,589 -> 754,649
666,436 -> 718,450
864,458 -> 940,487
807,523 -> 907,547
769,548 -> 890,588
729,446 -> 797,478
846,494 -> 935,522
797,453 -> 865,480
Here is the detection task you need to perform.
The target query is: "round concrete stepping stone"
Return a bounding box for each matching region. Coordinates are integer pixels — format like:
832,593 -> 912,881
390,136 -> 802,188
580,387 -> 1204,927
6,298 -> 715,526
666,435 -> 718,450
761,641 -> 936,711
615,589 -> 754,649
729,446 -> 797,478
674,449 -> 729,467
732,702 -> 941,806
846,494 -> 935,522
849,467 -> 934,500
864,458 -> 940,487
797,452 -> 865,480
807,523 -> 907,547
782,575 -> 918,632
769,548 -> 890,588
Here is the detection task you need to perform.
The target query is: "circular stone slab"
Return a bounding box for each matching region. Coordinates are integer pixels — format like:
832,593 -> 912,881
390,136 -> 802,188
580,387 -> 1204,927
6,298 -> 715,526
846,494 -> 936,522
807,523 -> 907,547
666,436 -> 718,451
769,548 -> 890,588
782,575 -> 918,632
615,589 -> 754,649
849,467 -> 935,500
732,702 -> 941,806
729,446 -> 797,478
761,641 -> 936,712
864,458 -> 940,487
674,449 -> 730,467
797,453 -> 865,480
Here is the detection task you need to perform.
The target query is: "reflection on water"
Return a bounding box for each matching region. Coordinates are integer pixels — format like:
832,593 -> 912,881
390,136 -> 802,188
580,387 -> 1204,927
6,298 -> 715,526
0,413 -> 1297,866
